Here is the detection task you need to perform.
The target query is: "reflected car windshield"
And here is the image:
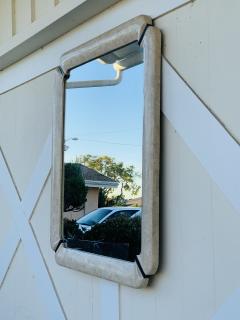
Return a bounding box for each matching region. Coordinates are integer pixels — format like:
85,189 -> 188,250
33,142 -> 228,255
77,208 -> 112,226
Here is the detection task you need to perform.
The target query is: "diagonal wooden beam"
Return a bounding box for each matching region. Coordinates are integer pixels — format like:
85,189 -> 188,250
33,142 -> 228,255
0,133 -> 66,319
162,58 -> 240,213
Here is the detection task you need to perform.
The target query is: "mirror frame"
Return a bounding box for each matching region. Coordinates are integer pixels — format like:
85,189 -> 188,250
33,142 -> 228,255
51,15 -> 161,288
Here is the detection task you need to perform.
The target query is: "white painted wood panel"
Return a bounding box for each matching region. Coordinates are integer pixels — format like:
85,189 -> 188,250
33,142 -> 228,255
31,177 -> 95,320
0,0 -> 121,69
212,184 -> 240,311
162,59 -> 240,213
0,71 -> 53,196
0,150 -> 65,319
0,191 -> 13,250
120,117 -> 216,320
155,0 -> 240,142
34,0 -> 54,21
213,289 -> 240,320
0,1 -> 12,42
0,226 -> 19,286
0,0 -> 188,90
14,0 -> 32,35
120,46 -> 240,320
0,1 -> 240,320
0,243 -> 47,319
100,280 -> 119,320
0,70 -> 66,319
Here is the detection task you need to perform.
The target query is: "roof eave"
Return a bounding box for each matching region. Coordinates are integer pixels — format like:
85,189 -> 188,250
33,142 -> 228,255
85,180 -> 119,188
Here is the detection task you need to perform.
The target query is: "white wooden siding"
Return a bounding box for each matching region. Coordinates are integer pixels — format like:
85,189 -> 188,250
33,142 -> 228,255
0,1 -> 12,43
1,0 -> 240,319
0,0 -> 101,42
155,0 -> 240,142
0,0 -> 121,70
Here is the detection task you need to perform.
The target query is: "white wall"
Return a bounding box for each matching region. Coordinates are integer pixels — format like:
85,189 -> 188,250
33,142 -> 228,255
85,188 -> 99,214
0,0 -> 240,319
63,187 -> 99,220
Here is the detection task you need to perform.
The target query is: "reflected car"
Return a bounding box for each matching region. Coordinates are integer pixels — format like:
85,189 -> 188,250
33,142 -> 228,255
76,207 -> 141,233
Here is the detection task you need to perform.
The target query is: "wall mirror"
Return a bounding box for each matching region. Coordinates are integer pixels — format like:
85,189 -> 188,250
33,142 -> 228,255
51,16 -> 161,288
63,42 -> 144,262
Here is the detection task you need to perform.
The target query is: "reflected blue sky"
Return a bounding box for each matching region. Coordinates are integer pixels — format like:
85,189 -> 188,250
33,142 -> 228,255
64,59 -> 144,174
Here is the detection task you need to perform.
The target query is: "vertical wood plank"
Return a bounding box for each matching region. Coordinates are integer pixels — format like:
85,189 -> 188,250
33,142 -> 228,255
34,0 -> 54,21
14,0 -> 31,35
100,279 -> 119,320
11,0 -> 16,36
0,0 -> 13,41
31,0 -> 36,23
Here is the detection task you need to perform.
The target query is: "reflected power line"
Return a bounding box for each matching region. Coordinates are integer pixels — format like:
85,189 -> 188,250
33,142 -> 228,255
77,138 -> 141,147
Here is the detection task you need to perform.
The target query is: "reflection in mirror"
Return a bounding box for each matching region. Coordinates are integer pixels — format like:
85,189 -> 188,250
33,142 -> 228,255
63,42 -> 143,262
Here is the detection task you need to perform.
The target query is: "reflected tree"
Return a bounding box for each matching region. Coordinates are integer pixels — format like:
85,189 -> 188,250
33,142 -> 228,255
75,154 -> 141,206
64,163 -> 88,211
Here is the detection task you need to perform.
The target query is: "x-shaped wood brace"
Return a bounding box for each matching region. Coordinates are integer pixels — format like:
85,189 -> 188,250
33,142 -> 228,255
0,133 -> 66,320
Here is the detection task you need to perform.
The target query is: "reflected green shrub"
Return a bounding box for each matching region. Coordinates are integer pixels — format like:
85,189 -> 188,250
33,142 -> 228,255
63,216 -> 141,261
64,163 -> 87,211
63,218 -> 80,239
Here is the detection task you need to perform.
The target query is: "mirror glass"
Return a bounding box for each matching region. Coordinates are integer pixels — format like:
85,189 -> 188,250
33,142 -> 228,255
63,42 -> 144,262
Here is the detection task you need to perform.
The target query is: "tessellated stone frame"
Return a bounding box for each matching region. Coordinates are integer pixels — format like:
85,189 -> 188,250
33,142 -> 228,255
51,15 -> 161,288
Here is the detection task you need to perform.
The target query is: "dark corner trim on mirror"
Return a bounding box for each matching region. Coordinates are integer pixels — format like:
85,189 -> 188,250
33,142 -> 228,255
138,23 -> 152,46
54,239 -> 66,253
135,256 -> 151,279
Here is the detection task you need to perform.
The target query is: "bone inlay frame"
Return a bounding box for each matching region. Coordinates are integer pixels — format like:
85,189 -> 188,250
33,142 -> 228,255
51,15 -> 161,288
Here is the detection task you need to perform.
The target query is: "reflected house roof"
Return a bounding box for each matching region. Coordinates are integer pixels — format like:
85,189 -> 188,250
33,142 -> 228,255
79,164 -> 119,188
